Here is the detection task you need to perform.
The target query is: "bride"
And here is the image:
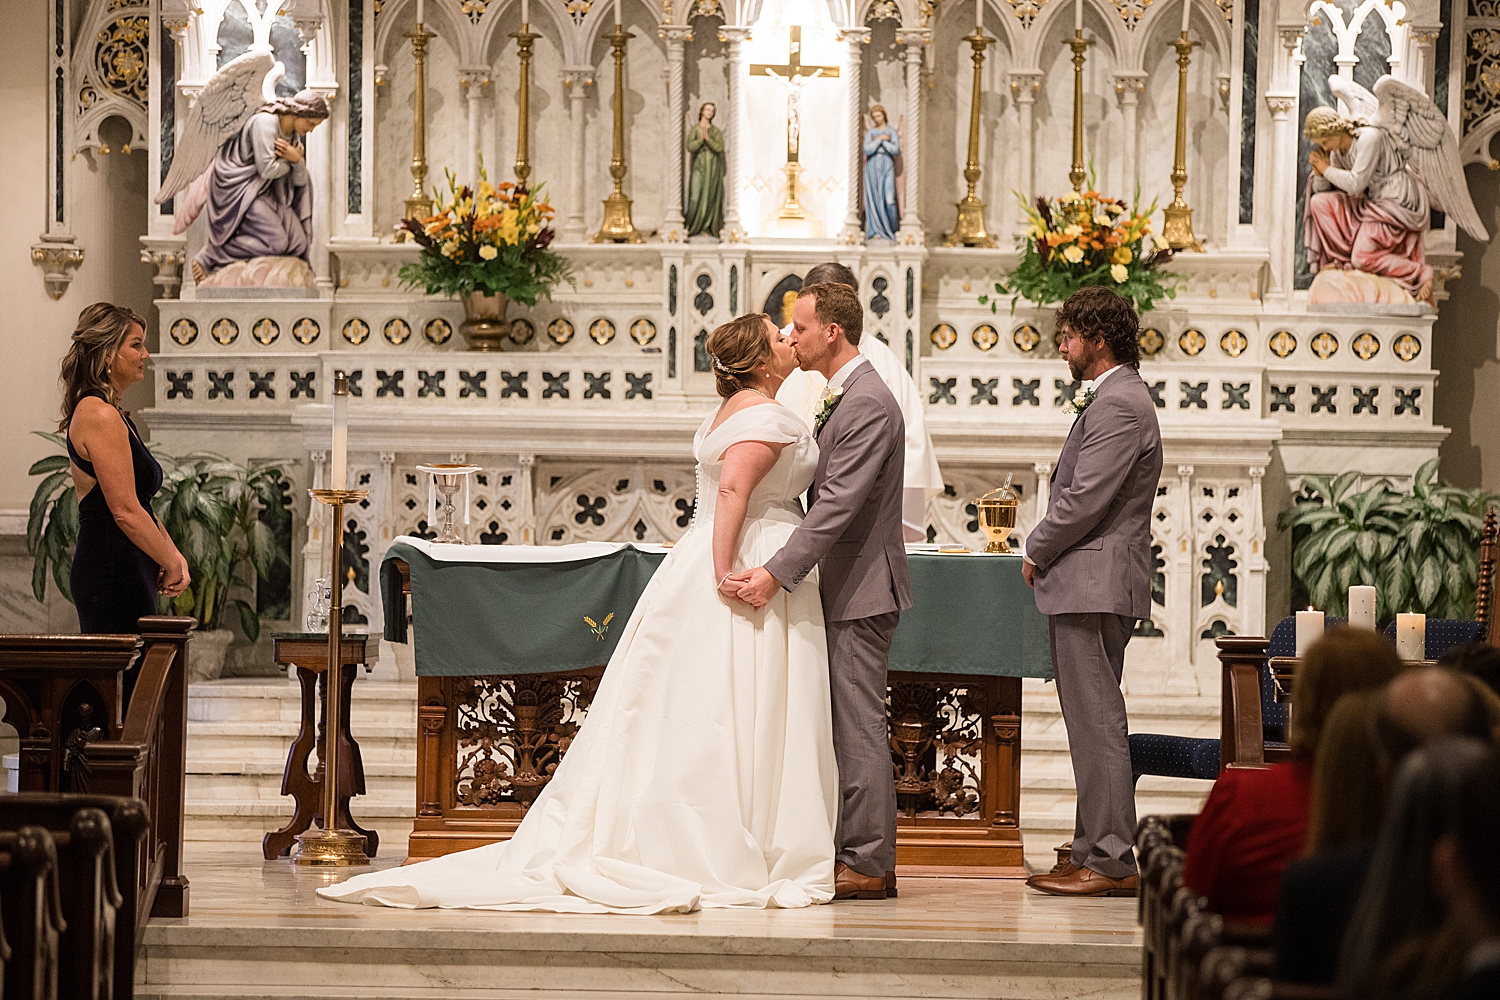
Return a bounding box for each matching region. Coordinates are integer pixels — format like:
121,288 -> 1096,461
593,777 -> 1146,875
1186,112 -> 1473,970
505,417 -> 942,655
318,313 -> 838,914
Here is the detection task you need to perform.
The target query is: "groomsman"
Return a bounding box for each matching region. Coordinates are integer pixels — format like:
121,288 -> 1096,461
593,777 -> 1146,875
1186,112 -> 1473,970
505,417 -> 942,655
1021,286 -> 1162,898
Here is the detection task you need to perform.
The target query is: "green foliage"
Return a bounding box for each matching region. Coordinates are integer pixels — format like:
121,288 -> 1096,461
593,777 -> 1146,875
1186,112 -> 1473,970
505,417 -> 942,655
1276,458 -> 1497,621
26,432 -> 293,641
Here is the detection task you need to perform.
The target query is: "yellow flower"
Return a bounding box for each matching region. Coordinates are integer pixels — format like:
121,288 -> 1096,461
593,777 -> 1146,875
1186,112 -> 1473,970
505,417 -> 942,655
1028,225 -> 1045,241
479,244 -> 498,260
441,240 -> 460,258
1059,191 -> 1082,204
1112,247 -> 1133,265
1064,224 -> 1083,237
1152,233 -> 1171,251
1062,245 -> 1085,264
1110,263 -> 1129,283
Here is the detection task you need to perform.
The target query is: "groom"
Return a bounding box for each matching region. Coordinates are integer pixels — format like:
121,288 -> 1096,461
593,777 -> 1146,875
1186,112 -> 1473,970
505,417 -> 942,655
730,280 -> 911,901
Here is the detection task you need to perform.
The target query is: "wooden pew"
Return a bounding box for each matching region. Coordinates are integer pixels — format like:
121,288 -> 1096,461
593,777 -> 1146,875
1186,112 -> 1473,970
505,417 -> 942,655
1479,507 -> 1497,645
0,825 -> 65,1000
0,796 -> 150,1000
0,617 -> 193,927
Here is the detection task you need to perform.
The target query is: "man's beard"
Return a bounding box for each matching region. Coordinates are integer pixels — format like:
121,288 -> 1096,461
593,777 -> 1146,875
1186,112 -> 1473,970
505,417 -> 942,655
1066,357 -> 1086,381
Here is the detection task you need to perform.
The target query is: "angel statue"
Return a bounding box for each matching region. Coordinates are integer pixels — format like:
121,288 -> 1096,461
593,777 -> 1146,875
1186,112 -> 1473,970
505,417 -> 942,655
156,51 -> 330,289
1303,74 -> 1488,308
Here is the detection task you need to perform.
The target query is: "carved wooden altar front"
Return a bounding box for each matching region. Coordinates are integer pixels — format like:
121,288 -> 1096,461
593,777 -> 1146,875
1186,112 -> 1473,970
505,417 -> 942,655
409,668 -> 1025,875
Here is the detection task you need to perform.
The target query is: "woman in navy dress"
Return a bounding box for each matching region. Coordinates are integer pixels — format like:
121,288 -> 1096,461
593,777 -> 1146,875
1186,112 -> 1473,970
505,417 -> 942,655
60,304 -> 190,669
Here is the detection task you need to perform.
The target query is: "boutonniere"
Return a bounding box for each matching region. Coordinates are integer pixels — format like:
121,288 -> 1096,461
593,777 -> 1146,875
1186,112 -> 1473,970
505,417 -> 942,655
814,384 -> 845,429
1063,386 -> 1096,416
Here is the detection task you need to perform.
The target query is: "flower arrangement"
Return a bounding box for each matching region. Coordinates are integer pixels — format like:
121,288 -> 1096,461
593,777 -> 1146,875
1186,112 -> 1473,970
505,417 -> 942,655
979,183 -> 1181,315
398,166 -> 573,305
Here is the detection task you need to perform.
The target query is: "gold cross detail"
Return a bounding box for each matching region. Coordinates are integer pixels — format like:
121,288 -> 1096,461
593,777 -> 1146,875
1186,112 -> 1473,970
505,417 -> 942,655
748,26 -> 840,81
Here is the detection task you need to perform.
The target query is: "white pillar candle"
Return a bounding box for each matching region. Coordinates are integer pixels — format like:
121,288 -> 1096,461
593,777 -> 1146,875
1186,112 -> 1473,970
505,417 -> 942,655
330,370 -> 348,491
1075,0 -> 1083,31
614,0 -> 622,25
1396,613 -> 1426,660
1295,607 -> 1324,657
977,0 -> 985,33
522,0 -> 529,25
1180,0 -> 1191,34
1348,585 -> 1377,630
416,0 -> 424,25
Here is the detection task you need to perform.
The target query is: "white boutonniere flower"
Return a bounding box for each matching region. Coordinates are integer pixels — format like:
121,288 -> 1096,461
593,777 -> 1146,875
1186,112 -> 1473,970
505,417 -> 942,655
815,384 -> 845,429
1063,386 -> 1097,416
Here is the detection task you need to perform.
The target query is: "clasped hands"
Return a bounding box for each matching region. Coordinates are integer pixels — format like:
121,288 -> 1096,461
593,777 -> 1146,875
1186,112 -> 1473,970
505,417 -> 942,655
717,566 -> 782,608
1308,148 -> 1330,176
273,138 -> 304,163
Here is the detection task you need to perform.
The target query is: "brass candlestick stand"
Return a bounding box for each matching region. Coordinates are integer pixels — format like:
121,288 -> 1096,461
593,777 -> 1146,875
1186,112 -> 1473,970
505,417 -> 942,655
1162,31 -> 1204,250
294,485 -> 371,866
1067,30 -> 1092,193
399,24 -> 435,241
513,24 -> 539,183
942,30 -> 998,248
591,23 -> 644,243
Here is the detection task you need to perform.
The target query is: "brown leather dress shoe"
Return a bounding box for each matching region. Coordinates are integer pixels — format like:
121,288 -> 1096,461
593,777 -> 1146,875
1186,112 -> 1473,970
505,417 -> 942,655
1027,859 -> 1078,887
834,862 -> 888,900
885,870 -> 897,898
1026,866 -> 1138,898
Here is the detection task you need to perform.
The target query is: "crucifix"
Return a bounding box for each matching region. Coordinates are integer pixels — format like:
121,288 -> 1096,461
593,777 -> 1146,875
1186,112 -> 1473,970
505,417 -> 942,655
750,26 -> 839,220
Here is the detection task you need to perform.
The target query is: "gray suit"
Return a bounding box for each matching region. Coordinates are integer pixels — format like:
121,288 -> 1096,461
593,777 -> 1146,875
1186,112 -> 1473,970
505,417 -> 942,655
1025,366 -> 1162,879
766,360 -> 911,877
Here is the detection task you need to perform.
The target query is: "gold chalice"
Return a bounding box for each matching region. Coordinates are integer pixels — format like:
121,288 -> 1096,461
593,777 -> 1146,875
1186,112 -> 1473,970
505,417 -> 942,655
974,484 -> 1020,554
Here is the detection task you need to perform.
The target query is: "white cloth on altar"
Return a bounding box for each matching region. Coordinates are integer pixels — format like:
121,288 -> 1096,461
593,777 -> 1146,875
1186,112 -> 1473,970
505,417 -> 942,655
778,325 -> 943,541
319,403 -> 838,914
389,537 -> 670,563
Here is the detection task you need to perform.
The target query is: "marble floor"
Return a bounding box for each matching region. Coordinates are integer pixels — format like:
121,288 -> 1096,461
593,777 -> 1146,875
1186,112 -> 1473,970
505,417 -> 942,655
137,845 -> 1143,1000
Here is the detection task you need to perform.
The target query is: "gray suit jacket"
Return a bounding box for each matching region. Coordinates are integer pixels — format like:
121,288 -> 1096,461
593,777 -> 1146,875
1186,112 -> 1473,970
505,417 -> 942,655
766,360 -> 913,622
1026,366 -> 1163,619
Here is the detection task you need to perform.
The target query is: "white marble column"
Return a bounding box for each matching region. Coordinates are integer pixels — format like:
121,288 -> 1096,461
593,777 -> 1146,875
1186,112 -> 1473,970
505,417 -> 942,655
1265,93 -> 1297,301
897,29 -> 928,244
1246,465 -> 1268,637
1113,72 -> 1146,200
662,25 -> 692,242
839,27 -> 870,244
460,69 -> 487,186
518,453 -> 537,544
1175,464 -> 1196,666
721,26 -> 750,242
562,68 -> 593,242
1008,70 -> 1042,233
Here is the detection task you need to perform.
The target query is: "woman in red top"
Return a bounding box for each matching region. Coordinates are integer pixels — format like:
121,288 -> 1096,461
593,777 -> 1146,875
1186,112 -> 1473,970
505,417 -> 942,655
1184,628 -> 1402,924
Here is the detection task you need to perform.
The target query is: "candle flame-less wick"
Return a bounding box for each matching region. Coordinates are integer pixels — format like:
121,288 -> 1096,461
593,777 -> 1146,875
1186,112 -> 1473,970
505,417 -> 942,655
333,369 -> 349,396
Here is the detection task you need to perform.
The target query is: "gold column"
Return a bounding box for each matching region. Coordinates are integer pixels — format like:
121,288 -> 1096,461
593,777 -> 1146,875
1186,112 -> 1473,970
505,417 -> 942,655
1162,32 -> 1204,250
1067,30 -> 1091,193
513,24 -> 539,184
592,23 -> 644,243
399,24 -> 435,241
942,30 -> 998,248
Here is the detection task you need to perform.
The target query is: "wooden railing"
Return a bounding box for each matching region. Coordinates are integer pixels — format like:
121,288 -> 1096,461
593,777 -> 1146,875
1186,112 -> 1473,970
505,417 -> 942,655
0,825 -> 65,1000
1479,507 -> 1497,645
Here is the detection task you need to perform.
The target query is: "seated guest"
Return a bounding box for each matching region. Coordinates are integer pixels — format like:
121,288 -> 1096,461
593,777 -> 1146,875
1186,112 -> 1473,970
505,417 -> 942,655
1339,738 -> 1491,1000
1437,640 -> 1500,701
1184,629 -> 1402,924
1276,667 -> 1495,984
1431,748 -> 1500,1000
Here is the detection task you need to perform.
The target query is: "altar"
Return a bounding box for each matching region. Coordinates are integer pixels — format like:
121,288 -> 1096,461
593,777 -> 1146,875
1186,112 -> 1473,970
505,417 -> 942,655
380,538 -> 1050,874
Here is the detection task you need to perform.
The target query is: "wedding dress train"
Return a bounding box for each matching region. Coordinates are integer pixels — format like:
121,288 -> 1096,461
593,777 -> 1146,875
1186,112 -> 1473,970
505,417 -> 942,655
318,404 -> 838,913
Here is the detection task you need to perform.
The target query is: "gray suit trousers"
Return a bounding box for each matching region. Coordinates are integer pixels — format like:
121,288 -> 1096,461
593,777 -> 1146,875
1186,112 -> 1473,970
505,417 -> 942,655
1048,612 -> 1137,879
827,611 -> 900,877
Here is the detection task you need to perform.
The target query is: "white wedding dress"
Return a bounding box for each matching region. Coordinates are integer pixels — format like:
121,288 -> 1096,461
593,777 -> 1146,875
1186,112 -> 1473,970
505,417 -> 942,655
318,404 -> 838,913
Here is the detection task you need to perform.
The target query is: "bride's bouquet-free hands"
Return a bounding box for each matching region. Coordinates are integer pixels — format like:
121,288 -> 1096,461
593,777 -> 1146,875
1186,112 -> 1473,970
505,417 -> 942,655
725,567 -> 779,608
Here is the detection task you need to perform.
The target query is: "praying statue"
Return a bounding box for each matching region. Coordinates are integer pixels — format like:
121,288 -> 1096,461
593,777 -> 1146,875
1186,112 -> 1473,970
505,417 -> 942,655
1302,74 -> 1487,307
862,105 -> 901,243
156,51 -> 330,289
684,102 -> 725,239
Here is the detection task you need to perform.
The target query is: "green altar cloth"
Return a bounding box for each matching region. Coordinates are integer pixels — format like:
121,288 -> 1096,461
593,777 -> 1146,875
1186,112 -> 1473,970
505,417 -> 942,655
382,542 -> 1053,680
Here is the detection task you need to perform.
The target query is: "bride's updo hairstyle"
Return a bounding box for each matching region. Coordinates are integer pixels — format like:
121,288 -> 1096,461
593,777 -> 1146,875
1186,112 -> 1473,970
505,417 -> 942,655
706,312 -> 773,399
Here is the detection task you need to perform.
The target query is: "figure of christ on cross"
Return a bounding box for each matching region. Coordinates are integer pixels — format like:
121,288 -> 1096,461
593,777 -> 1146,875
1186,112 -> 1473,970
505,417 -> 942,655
751,26 -> 839,220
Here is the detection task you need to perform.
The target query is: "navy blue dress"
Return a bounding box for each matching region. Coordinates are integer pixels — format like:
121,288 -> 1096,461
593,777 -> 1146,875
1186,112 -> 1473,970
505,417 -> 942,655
67,404 -> 164,636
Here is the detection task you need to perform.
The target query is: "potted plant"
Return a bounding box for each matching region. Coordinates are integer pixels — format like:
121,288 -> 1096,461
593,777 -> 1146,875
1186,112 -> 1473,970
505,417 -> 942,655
398,166 -> 573,351
980,180 -> 1181,316
28,434 -> 292,680
1277,458 -> 1498,620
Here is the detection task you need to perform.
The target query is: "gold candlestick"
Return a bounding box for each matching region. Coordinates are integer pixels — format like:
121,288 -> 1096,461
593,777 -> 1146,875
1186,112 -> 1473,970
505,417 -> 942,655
592,23 -> 644,244
1162,31 -> 1204,250
399,25 -> 435,241
1067,30 -> 1092,193
513,24 -> 539,184
942,31 -> 998,248
294,484 -> 371,867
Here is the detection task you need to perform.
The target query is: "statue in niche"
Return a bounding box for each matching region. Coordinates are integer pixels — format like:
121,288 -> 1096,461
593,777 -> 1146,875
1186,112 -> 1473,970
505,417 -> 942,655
1302,74 -> 1488,309
684,102 -> 725,238
862,105 -> 901,242
156,51 -> 329,289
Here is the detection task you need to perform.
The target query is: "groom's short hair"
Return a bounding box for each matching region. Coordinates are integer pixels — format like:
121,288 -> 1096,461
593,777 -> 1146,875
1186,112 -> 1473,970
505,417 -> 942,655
803,262 -> 859,293
798,281 -> 863,346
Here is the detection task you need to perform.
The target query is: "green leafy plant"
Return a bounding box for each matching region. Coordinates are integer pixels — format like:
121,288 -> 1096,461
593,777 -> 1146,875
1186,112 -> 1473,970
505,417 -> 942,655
1277,458 -> 1498,621
26,433 -> 292,641
979,172 -> 1182,315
